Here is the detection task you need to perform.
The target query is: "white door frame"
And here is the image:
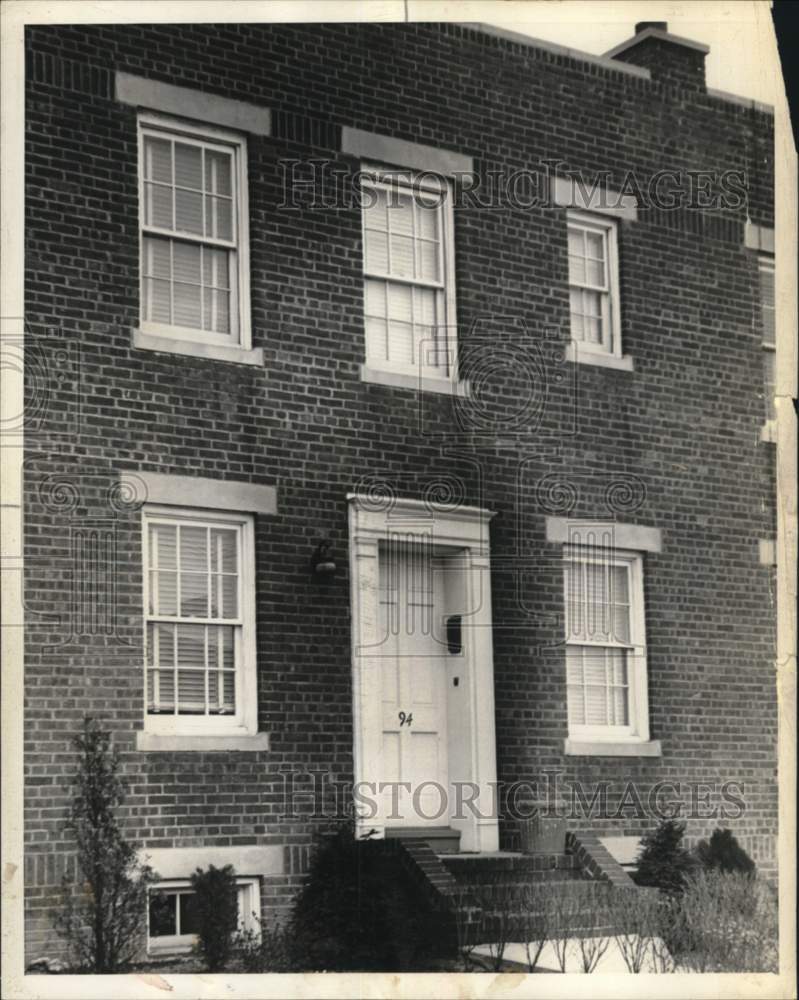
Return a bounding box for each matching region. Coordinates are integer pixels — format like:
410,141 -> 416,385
347,493 -> 499,852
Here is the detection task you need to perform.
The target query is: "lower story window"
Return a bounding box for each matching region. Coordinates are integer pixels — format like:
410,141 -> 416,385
563,543 -> 650,741
147,878 -> 260,954
142,505 -> 257,737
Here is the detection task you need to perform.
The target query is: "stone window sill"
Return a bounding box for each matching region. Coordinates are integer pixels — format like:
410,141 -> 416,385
564,343 -> 634,372
136,732 -> 271,752
564,738 -> 661,757
133,329 -> 264,367
360,364 -> 470,396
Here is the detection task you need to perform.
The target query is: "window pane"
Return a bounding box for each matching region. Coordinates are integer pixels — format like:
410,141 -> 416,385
148,622 -> 175,666
177,624 -> 205,668
149,892 -> 177,937
203,288 -> 230,334
206,196 -> 233,241
205,150 -> 232,196
390,234 -> 415,278
174,142 -> 203,190
364,279 -> 387,320
365,317 -> 388,362
364,182 -> 387,219
586,257 -> 604,286
419,241 -> 439,283
417,203 -> 439,241
567,228 -> 584,256
174,283 -> 203,328
365,229 -> 389,272
144,137 -> 173,184
212,528 -> 238,573
586,230 -> 605,261
179,892 -> 201,935
145,183 -> 174,229
175,189 -> 204,235
173,242 -> 201,283
177,670 -> 206,712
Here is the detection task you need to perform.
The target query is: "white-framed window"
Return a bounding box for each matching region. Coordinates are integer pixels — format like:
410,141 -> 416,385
142,506 -> 257,736
759,257 -> 775,427
147,877 -> 260,955
138,114 -> 250,349
360,167 -> 457,382
567,210 -> 621,357
563,545 -> 649,741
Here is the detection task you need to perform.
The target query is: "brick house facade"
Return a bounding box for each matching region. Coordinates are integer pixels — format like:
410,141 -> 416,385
23,20 -> 776,961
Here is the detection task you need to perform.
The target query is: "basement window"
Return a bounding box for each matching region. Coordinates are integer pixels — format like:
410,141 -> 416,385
147,878 -> 260,955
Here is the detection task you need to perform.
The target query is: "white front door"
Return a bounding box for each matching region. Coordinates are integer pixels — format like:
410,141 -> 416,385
378,539 -> 449,827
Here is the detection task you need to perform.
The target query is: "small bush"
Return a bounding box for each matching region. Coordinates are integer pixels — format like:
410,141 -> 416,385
695,828 -> 756,875
634,819 -> 696,896
290,823 -> 438,971
235,919 -> 295,972
671,869 -> 777,973
190,864 -> 239,971
53,717 -> 157,972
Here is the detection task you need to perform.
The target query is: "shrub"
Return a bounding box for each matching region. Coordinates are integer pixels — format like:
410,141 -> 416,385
695,828 -> 756,875
289,823 -> 438,971
235,918 -> 295,972
670,869 -> 777,973
633,819 -> 696,896
189,864 -> 239,971
53,717 -> 157,972
608,886 -> 661,973
572,881 -> 613,973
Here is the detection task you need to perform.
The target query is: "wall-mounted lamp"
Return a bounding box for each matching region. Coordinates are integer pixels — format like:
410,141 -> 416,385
310,539 -> 337,579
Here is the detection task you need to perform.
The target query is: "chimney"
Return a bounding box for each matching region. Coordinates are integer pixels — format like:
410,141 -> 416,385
605,21 -> 709,92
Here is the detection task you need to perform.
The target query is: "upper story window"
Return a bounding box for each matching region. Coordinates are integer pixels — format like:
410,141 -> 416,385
142,506 -> 257,736
360,168 -> 457,388
759,258 -> 776,430
567,211 -> 621,358
564,545 -> 649,741
138,115 -> 250,350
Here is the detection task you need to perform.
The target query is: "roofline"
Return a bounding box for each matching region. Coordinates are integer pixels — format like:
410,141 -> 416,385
455,22 -> 651,80
706,86 -> 774,115
604,27 -> 710,58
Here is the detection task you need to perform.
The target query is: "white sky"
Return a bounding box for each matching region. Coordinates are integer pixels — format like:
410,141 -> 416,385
411,0 -> 783,105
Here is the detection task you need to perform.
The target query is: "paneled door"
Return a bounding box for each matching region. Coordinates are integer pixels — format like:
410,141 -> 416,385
377,538 -> 449,827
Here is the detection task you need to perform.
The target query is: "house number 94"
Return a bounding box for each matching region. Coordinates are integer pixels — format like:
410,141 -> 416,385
398,712 -> 413,727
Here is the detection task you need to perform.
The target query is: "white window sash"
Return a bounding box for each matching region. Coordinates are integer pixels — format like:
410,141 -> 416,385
360,167 -> 457,380
142,506 -> 256,736
147,878 -> 259,954
567,210 -> 621,357
563,547 -> 649,740
137,113 -> 250,350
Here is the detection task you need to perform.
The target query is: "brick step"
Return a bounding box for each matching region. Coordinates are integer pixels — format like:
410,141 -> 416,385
445,868 -> 585,888
441,852 -> 579,874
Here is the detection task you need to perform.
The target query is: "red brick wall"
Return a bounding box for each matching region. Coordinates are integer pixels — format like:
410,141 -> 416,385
23,22 -> 776,960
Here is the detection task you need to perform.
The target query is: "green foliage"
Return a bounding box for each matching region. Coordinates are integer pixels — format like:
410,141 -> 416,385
53,717 -> 157,972
695,828 -> 756,875
289,823 -> 439,971
633,819 -> 697,896
189,864 -> 239,971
